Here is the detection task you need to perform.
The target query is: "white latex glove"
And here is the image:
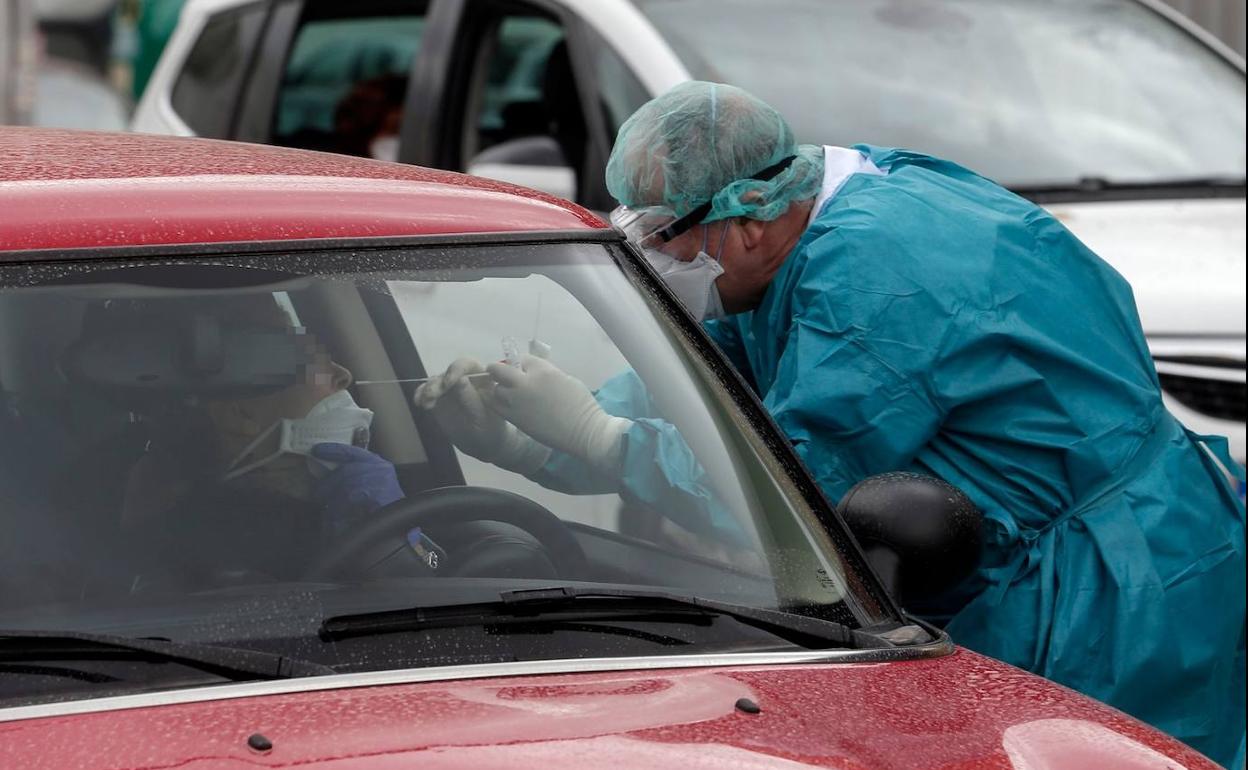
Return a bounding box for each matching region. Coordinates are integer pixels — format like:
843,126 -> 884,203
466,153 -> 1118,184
413,357 -> 551,475
484,355 -> 631,474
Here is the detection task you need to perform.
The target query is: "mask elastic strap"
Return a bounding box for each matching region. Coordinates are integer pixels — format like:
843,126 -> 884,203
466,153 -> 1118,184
654,154 -> 798,244
714,220 -> 730,261
222,421 -> 281,481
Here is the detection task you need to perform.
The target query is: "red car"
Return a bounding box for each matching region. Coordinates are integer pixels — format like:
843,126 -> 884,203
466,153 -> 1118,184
0,127 -> 1220,769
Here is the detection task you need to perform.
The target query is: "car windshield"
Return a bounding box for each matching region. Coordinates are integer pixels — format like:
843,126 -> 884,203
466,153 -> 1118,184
0,240 -> 891,707
633,0 -> 1247,188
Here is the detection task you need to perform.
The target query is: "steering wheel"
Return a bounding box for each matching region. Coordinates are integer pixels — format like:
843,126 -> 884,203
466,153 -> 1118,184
303,486 -> 588,582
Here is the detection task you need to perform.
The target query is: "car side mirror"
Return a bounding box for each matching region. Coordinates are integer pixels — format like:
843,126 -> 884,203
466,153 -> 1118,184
836,472 -> 982,607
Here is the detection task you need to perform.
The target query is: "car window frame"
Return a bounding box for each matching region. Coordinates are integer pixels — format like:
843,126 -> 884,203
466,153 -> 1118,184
232,0 -> 302,143
0,229 -> 902,627
235,0 -> 438,148
416,0 -> 616,210
169,0 -> 272,139
559,9 -> 621,211
223,0 -> 622,209
577,20 -> 652,164
1132,0 -> 1247,74
424,0 -> 555,172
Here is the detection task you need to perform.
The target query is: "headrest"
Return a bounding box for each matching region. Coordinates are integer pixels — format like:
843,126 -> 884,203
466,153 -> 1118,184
60,315 -> 316,403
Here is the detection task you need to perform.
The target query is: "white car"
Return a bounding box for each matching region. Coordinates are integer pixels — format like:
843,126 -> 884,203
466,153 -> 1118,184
132,0 -> 1247,477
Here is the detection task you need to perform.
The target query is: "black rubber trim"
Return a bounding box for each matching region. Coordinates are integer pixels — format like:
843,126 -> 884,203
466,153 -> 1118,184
0,229 -> 622,265
1015,183 -> 1245,204
1134,0 -> 1246,75
225,0 -> 280,140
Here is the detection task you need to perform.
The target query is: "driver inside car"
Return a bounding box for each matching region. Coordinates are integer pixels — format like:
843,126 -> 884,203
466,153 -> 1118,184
97,293 -> 404,584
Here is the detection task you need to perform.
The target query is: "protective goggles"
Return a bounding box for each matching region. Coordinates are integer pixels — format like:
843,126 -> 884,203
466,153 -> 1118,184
610,155 -> 797,250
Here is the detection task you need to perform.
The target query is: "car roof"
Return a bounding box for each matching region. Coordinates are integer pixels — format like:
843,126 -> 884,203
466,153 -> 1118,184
0,128 -> 609,254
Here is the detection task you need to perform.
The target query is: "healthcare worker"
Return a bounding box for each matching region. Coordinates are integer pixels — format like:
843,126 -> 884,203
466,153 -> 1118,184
419,81 -> 1246,766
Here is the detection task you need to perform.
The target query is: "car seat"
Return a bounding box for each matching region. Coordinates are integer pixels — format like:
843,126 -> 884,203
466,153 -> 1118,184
467,40 -> 587,197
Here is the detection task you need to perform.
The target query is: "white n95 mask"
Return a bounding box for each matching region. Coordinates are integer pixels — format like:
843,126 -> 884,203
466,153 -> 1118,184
645,248 -> 726,322
223,390 -> 374,481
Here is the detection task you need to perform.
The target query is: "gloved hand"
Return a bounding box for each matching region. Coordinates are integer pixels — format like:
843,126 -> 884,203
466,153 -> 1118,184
484,355 -> 631,474
413,357 -> 551,475
311,443 -> 404,532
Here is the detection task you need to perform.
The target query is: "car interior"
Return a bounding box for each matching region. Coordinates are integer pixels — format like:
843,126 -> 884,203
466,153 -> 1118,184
0,246 -> 861,631
272,6 -> 424,154
457,11 -> 593,204
266,3 -> 592,200
462,18 -> 588,184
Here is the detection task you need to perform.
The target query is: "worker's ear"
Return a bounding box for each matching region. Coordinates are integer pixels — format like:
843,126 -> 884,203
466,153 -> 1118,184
734,190 -> 768,250
738,217 -> 767,250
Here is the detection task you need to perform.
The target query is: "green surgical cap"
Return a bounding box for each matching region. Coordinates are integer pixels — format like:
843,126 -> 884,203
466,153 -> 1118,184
606,81 -> 824,223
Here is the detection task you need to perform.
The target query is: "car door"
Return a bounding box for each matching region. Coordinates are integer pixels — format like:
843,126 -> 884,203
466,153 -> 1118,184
417,0 -> 626,211
226,0 -> 648,210
162,0 -> 270,139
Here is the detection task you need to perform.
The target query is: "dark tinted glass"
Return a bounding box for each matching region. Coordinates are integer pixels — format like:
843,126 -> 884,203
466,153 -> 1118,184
272,6 -> 426,156
171,3 -> 268,138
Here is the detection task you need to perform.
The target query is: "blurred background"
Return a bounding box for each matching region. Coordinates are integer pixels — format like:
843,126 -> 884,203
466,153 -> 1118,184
1,0 -> 196,129
2,0 -> 1244,134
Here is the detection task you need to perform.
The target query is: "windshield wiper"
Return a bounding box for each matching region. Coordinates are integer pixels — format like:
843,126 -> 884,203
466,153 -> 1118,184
1014,175 -> 1246,203
320,586 -> 892,650
0,630 -> 335,681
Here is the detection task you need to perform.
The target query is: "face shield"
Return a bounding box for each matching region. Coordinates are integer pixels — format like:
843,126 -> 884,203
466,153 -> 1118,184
610,154 -> 800,254
611,204 -> 730,322
610,156 -> 799,322
609,205 -> 681,253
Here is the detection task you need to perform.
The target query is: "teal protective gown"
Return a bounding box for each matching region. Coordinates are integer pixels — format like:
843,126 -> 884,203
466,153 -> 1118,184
543,145 -> 1244,766
529,369 -> 745,544
699,145 -> 1245,767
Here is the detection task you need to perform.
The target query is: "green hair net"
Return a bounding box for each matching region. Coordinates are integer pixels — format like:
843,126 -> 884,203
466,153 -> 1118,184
606,81 -> 824,223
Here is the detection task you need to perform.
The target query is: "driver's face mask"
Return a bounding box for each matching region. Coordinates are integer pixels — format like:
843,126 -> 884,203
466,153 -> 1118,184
222,390 -> 374,482
644,222 -> 729,322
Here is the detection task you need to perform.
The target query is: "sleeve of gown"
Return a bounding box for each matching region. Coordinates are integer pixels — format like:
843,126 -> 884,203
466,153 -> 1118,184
703,319 -> 757,392
766,228 -> 945,504
528,369 -> 745,543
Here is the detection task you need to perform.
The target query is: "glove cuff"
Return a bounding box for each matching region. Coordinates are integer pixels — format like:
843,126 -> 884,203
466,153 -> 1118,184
582,415 -> 631,476
497,428 -> 553,476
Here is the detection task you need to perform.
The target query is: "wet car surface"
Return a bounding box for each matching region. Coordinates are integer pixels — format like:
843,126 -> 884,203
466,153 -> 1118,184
1,653 -> 1215,769
0,127 -> 1224,770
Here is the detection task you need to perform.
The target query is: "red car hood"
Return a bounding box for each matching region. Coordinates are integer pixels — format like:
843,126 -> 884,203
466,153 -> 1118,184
0,648 -> 1214,769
